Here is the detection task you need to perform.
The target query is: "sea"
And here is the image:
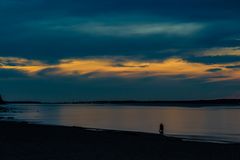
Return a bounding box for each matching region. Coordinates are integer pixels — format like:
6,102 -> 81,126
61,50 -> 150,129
1,103 -> 240,143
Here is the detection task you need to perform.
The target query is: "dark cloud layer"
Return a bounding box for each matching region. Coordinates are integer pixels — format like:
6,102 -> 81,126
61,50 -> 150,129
0,0 -> 239,60
1,0 -> 240,100
0,69 -> 27,78
2,76 -> 239,102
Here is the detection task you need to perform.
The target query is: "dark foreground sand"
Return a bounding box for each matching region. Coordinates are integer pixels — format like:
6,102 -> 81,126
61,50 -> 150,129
0,121 -> 240,160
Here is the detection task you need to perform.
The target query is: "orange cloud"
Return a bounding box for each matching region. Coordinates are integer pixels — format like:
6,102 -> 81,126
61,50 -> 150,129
0,57 -> 48,75
1,56 -> 240,81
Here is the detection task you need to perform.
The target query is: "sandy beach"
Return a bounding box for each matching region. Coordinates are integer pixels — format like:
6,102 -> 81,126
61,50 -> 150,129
0,121 -> 239,160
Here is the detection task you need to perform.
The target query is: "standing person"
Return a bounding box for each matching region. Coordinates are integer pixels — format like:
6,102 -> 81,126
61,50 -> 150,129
159,123 -> 164,135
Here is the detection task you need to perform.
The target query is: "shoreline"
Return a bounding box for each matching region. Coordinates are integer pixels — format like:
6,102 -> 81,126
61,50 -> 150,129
0,121 -> 240,160
1,119 -> 238,144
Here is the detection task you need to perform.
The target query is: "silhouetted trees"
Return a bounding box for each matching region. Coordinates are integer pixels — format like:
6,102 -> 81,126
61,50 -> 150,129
0,94 -> 5,104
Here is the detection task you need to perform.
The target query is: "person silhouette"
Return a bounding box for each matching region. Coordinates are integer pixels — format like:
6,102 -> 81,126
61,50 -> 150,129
159,123 -> 164,135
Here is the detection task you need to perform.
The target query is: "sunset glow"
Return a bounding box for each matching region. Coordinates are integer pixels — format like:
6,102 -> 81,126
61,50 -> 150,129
1,56 -> 240,81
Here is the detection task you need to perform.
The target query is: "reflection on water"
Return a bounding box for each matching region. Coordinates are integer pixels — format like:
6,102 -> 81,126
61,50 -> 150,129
1,104 -> 240,142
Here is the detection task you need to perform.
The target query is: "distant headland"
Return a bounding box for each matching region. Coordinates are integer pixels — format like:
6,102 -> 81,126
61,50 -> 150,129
2,98 -> 240,106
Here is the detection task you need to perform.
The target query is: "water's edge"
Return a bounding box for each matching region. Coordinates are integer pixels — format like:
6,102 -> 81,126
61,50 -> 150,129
1,104 -> 240,143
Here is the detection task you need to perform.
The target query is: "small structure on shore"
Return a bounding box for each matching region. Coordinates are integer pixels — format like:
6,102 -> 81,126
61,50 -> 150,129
159,123 -> 164,135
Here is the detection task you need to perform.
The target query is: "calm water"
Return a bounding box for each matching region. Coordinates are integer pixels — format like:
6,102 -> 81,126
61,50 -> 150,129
1,104 -> 240,143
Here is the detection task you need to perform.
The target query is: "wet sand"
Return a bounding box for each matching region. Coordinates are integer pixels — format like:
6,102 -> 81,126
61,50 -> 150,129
0,121 -> 240,160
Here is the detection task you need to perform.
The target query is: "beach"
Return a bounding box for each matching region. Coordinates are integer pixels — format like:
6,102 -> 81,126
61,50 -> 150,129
0,121 -> 240,160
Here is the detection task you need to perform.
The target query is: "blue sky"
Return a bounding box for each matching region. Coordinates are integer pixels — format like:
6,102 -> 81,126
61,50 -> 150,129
1,0 -> 240,101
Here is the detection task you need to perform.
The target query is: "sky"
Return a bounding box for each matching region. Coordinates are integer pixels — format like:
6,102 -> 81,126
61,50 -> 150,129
1,0 -> 240,101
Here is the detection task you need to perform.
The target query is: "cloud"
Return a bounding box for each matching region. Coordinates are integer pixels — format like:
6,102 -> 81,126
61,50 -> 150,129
0,0 -> 240,61
0,57 -> 44,66
0,57 -> 48,75
206,68 -> 222,72
185,55 -> 240,64
0,68 -> 27,79
67,22 -> 204,37
199,47 -> 240,57
31,17 -> 204,37
1,56 -> 240,82
225,65 -> 240,69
